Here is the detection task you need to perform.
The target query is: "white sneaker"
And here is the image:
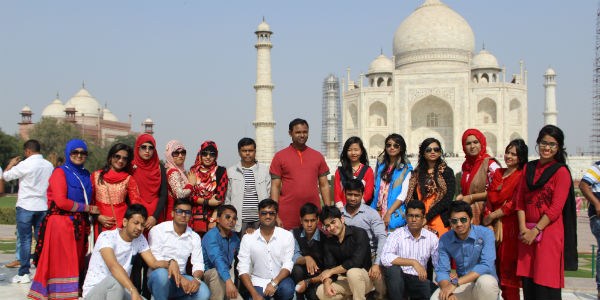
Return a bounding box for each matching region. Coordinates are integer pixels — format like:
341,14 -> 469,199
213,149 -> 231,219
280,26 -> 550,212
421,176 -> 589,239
10,274 -> 31,284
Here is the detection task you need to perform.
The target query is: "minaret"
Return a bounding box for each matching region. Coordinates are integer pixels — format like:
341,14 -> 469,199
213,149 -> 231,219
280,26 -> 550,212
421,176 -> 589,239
322,74 -> 341,159
253,19 -> 276,163
18,105 -> 34,140
543,67 -> 558,125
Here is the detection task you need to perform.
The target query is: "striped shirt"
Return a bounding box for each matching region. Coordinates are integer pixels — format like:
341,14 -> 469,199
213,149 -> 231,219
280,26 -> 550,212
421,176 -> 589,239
381,226 -> 439,276
582,161 -> 600,218
241,167 -> 259,222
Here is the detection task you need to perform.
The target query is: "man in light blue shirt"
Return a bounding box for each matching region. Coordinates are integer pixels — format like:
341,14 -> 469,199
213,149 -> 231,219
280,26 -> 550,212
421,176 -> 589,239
432,200 -> 499,300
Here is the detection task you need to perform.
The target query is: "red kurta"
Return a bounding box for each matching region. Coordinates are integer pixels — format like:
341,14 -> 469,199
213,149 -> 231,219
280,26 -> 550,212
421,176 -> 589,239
484,168 -> 522,296
333,164 -> 374,206
515,161 -> 571,289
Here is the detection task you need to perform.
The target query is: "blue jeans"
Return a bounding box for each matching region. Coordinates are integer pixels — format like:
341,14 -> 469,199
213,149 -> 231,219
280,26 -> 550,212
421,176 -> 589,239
241,277 -> 294,300
15,231 -> 20,261
16,207 -> 45,276
590,216 -> 600,291
147,268 -> 210,300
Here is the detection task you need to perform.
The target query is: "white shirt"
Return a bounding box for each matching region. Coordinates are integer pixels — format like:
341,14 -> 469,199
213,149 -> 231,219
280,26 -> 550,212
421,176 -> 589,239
381,226 -> 439,276
82,229 -> 149,298
237,226 -> 295,289
148,221 -> 204,275
2,154 -> 53,211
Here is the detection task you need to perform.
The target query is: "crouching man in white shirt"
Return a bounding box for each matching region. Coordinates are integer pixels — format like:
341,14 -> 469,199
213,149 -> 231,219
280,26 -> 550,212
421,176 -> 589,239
82,204 -> 180,300
148,198 -> 210,300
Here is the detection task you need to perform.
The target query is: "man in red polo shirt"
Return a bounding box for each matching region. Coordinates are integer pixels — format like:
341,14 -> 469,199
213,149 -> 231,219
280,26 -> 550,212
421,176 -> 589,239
270,118 -> 331,230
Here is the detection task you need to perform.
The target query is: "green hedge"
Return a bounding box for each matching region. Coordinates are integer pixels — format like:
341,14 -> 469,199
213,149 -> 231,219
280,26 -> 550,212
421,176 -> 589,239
0,207 -> 16,224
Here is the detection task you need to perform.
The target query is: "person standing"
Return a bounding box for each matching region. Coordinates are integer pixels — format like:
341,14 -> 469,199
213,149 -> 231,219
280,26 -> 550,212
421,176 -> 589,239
237,199 -> 295,300
291,203 -> 325,300
516,125 -> 578,299
2,139 -> 54,284
225,138 -> 270,235
334,137 -> 374,208
481,139 -> 528,300
270,118 -> 331,230
163,140 -> 194,222
28,139 -> 100,299
456,129 -> 501,225
580,159 -> 600,299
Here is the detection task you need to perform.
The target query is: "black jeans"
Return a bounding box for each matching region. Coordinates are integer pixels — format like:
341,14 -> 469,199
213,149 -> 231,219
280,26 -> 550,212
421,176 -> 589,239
291,264 -> 319,300
385,265 -> 436,300
522,276 -> 561,300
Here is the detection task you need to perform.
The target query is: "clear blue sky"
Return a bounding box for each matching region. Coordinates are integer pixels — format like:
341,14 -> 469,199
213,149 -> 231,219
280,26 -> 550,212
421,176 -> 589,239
0,0 -> 595,166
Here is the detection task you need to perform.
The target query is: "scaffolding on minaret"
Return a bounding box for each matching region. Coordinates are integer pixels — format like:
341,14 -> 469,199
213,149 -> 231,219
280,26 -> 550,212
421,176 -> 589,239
592,1 -> 600,156
322,74 -> 342,159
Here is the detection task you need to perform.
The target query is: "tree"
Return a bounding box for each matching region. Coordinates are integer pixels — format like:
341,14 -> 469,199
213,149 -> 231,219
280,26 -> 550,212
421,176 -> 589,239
0,129 -> 23,168
113,134 -> 137,149
28,118 -> 82,158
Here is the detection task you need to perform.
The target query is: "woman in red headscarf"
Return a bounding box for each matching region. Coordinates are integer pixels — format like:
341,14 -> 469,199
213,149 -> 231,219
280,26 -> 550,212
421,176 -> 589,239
456,129 -> 501,225
189,141 -> 228,236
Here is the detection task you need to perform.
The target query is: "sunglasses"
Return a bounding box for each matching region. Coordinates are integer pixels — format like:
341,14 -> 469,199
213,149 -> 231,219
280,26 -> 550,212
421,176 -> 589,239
201,151 -> 217,158
70,150 -> 88,157
450,217 -> 469,225
425,147 -> 441,153
539,141 -> 558,149
259,211 -> 277,216
174,209 -> 192,216
224,214 -> 238,221
112,154 -> 128,162
385,143 -> 401,149
172,150 -> 186,157
139,145 -> 155,151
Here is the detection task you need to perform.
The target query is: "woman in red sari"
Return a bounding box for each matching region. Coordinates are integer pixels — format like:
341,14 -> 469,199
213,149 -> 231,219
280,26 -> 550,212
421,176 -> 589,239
189,140 -> 228,236
162,140 -> 194,222
91,143 -> 141,240
456,129 -> 501,225
28,139 -> 100,300
482,139 -> 528,300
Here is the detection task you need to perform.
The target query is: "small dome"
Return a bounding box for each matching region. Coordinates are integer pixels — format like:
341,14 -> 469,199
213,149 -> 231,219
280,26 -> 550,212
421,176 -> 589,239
21,105 -> 32,112
103,107 -> 119,122
144,117 -> 153,123
545,67 -> 556,76
368,54 -> 394,74
64,86 -> 102,117
471,48 -> 499,69
257,21 -> 271,32
41,95 -> 66,118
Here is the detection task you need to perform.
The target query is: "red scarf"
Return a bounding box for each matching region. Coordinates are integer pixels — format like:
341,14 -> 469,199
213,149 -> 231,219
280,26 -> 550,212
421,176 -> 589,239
460,129 -> 491,194
190,141 -> 219,198
131,134 -> 161,205
101,169 -> 129,184
487,168 -> 522,209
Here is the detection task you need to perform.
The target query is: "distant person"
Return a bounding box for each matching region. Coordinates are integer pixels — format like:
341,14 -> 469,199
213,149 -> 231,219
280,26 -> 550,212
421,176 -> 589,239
432,201 -> 499,300
456,129 -> 500,225
163,140 -> 194,222
91,143 -> 142,240
270,118 -> 331,230
334,137 -> 374,208
81,204 -> 180,300
291,203 -> 325,300
225,137 -> 270,236
0,166 -> 5,195
28,139 -> 100,299
189,141 -> 228,236
2,139 -> 54,284
580,158 -> 600,299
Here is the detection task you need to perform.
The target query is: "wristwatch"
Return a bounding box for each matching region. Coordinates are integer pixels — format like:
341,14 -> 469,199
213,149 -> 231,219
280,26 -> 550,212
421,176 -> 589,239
451,278 -> 459,287
270,280 -> 279,290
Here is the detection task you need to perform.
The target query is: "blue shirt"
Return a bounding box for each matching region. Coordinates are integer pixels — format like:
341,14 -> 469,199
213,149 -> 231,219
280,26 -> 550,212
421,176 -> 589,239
202,226 -> 241,281
291,228 -> 321,263
435,225 -> 497,282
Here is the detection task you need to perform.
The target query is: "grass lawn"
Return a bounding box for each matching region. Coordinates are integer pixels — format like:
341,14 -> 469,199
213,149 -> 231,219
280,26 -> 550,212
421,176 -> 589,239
0,241 -> 16,254
565,253 -> 594,278
0,196 -> 17,208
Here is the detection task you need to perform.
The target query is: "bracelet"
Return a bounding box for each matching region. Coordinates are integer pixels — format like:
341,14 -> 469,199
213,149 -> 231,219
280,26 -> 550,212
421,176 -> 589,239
469,195 -> 473,202
169,258 -> 177,266
127,286 -> 137,294
534,225 -> 542,233
304,279 -> 310,287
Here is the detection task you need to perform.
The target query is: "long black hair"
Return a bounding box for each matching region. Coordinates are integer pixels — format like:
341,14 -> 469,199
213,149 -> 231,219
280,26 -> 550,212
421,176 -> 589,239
339,136 -> 369,181
536,125 -> 567,164
505,139 -> 528,170
99,143 -> 133,184
416,138 -> 444,198
380,133 -> 408,183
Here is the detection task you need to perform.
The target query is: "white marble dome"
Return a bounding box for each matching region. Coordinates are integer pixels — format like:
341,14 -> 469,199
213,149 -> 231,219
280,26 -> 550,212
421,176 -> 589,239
103,107 -> 119,122
21,105 -> 32,112
41,96 -> 66,118
393,0 -> 475,59
545,67 -> 556,76
471,48 -> 499,69
257,21 -> 271,32
368,54 -> 393,74
64,86 -> 102,117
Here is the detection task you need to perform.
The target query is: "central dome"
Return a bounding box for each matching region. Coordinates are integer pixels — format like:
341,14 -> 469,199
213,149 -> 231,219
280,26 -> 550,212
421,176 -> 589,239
393,0 -> 475,64
64,86 -> 102,118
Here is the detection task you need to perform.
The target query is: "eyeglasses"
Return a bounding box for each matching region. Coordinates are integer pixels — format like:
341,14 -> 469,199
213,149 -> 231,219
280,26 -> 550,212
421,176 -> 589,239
406,214 -> 423,219
539,141 -> 558,149
259,211 -> 277,216
70,150 -> 88,157
224,214 -> 238,221
201,151 -> 217,158
450,217 -> 469,225
385,143 -> 401,149
425,147 -> 441,153
139,145 -> 155,151
172,150 -> 186,157
112,154 -> 128,162
174,209 -> 192,216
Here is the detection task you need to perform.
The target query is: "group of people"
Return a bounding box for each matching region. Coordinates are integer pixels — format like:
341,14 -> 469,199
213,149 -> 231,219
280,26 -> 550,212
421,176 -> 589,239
0,117 -> 579,300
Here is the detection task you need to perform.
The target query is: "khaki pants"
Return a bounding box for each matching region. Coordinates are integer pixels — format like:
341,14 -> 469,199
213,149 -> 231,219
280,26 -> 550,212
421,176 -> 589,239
203,268 -> 227,300
430,274 -> 500,300
316,268 -> 374,300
